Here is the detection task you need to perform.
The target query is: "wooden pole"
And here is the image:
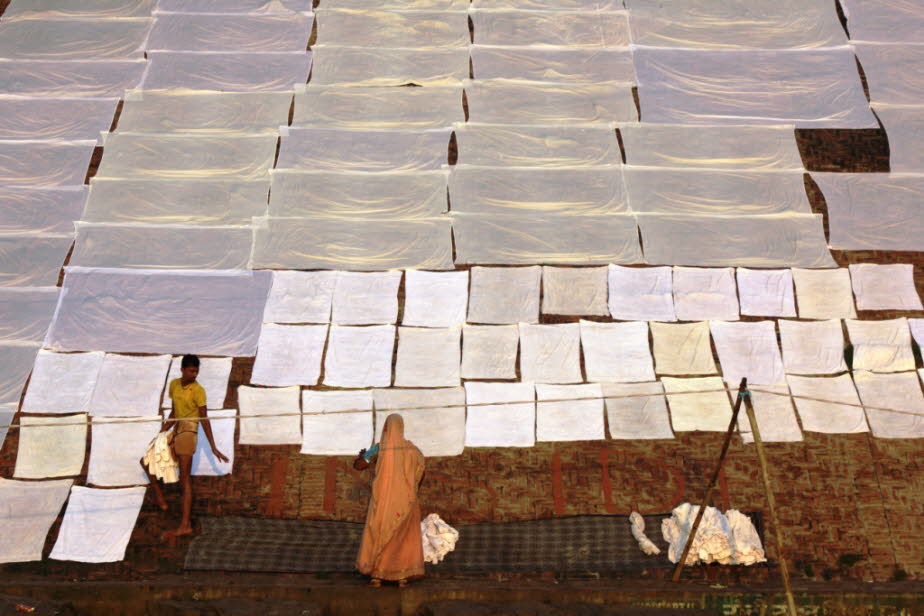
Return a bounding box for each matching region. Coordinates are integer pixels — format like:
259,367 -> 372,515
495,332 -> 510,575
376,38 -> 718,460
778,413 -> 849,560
742,387 -> 799,616
672,377 -> 748,582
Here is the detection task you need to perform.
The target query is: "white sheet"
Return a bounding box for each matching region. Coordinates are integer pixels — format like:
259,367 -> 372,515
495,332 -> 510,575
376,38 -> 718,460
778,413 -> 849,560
191,409 -> 236,476
624,168 -> 812,215
23,351 -> 104,414
163,356 -> 233,410
632,47 -> 878,128
473,0 -> 621,9
278,127 -> 451,172
45,267 -> 272,356
602,382 -> 674,440
142,51 -> 312,91
464,382 -> 535,447
323,325 -> 395,388
263,270 -> 336,324
519,323 -> 582,384
852,371 -> 924,439
148,14 -> 311,52
301,390 -> 373,456
846,319 -> 915,373
0,478 -> 72,564
0,60 -> 146,98
541,266 -> 609,316
638,214 -> 836,268
315,9 -> 468,48
672,267 -> 739,322
465,79 -> 637,124
331,271 -> 402,325
0,403 -> 13,451
311,46 -> 468,86
456,125 -> 621,168
0,287 -> 59,343
792,268 -> 857,320
14,414 -> 87,479
394,327 -> 461,387
321,0 -> 466,8
251,216 -> 454,271
0,186 -> 87,235
709,321 -> 784,386
269,171 -> 448,219
650,321 -> 717,376
0,98 -> 118,141
237,385 -> 301,445
662,376 -> 732,432
580,320 -> 654,383
49,485 -> 146,563
778,319 -> 846,375
156,0 -> 311,11
90,354 -> 171,417
849,264 -> 923,311
535,383 -> 605,442
619,124 -> 804,171
467,266 -> 540,324
294,86 -> 463,129
0,18 -> 150,60
0,342 -> 39,404
786,374 -> 869,434
607,265 -> 676,321
4,0 -> 155,18
0,140 -> 96,187
471,9 -> 630,47
471,46 -> 635,83
403,270 -> 468,328
373,387 -> 466,456
738,384 -> 802,444
736,268 -> 796,317
460,324 -> 519,380
853,43 -> 924,106
0,235 -> 73,287
874,106 -> 924,173
813,172 -> 924,249
87,416 -> 160,487
839,0 -> 924,42
251,324 -> 328,386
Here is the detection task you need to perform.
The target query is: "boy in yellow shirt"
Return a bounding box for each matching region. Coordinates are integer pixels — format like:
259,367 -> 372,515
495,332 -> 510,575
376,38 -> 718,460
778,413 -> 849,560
144,354 -> 228,538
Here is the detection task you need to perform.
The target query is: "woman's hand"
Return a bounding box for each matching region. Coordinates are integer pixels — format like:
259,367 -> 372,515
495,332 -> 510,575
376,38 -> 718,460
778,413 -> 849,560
212,447 -> 230,463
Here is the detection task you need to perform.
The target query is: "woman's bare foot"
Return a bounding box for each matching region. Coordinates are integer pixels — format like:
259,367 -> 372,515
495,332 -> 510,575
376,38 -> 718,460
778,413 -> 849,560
366,578 -> 382,588
397,579 -> 409,588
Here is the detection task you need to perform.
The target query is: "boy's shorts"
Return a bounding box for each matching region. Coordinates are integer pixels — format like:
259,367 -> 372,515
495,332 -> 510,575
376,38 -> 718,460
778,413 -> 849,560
173,421 -> 198,456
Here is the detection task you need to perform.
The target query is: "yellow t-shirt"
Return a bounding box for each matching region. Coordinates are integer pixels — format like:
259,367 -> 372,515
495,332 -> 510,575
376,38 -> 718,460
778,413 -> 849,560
169,378 -> 206,420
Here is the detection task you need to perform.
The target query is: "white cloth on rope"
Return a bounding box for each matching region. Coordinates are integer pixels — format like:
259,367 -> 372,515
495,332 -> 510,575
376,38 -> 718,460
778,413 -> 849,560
88,416 -> 161,487
421,513 -> 459,565
535,383 -> 605,442
519,323 -> 582,384
4,0 -> 157,18
90,354 -> 171,417
464,382 -> 535,448
608,265 -> 676,322
460,324 -> 519,380
791,268 -> 857,320
779,319 -> 847,375
251,323 -> 329,386
0,478 -> 72,564
323,325 -> 396,388
673,267 -> 739,322
848,264 -> 923,311
852,371 -> 924,439
301,390 -> 373,456
542,266 -> 609,316
403,270 -> 468,328
580,320 -> 654,383
331,271 -> 402,325
191,409 -> 236,477
237,386 -> 302,445
846,318 -> 915,373
709,320 -> 785,386
470,9 -> 630,47
736,268 -> 796,317
467,266 -> 540,325
786,374 -> 869,434
14,414 -> 88,479
662,377 -> 732,432
650,321 -> 717,376
661,503 -> 732,565
310,46 -> 467,87
22,350 -> 104,414
602,382 -> 674,440
50,486 -> 146,563
374,387 -> 466,457
738,384 -> 803,443
162,356 -> 232,410
394,327 -> 461,388
0,18 -> 150,60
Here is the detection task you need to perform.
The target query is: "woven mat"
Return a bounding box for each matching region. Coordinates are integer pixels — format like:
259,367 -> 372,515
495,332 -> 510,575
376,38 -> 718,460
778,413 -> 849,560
184,515 -> 678,573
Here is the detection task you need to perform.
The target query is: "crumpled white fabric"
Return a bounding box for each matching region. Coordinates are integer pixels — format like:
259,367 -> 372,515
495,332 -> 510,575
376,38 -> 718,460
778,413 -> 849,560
663,504 -> 766,566
421,513 -> 459,565
629,511 -> 660,555
143,431 -> 178,484
726,510 -> 767,566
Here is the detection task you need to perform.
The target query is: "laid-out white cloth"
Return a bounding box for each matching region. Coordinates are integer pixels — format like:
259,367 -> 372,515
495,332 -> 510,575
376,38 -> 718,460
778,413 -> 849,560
848,264 -> 923,311
4,0 -> 156,18
0,235 -> 73,288
0,98 -> 119,141
310,46 -> 468,86
373,388 -> 466,456
873,106 -> 924,173
455,125 -> 622,168
791,268 -> 857,320
853,43 -> 924,106
237,385 -> 301,445
263,270 -> 336,324
147,14 -> 311,53
519,323 -> 582,384
191,409 -> 236,476
0,186 -> 87,235
650,321 -> 717,376
852,371 -> 924,439
0,478 -> 72,564
672,267 -> 739,322
464,79 -> 637,124
22,351 -> 104,414
0,60 -> 147,98
0,342 -> 40,404
0,287 -> 59,343
662,377 -> 732,432
87,416 -> 160,487
710,321 -> 785,386
251,324 -> 328,386
838,0 -> 924,42
846,319 -> 915,373
580,320 -> 654,383
541,266 -> 609,316
536,383 -> 605,442
142,51 -> 312,91
471,46 -> 635,83
460,324 -> 519,380
738,384 -> 803,443
301,390 -> 373,456
473,0 -> 621,9
0,403 -> 13,451
14,414 -> 88,479
315,9 -> 468,48
912,320 -> 924,351
89,354 -> 171,417
394,327 -> 461,387
736,268 -> 796,317
608,265 -> 676,321
294,86 -> 463,129
323,325 -> 395,388
331,271 -> 402,325
464,382 -> 535,447
602,381 -> 674,439
156,0 -> 311,11
786,374 -> 869,433
467,266 -> 540,324
471,9 -> 630,47
0,140 -> 96,187
403,270 -> 468,328
0,18 -> 150,60
778,319 -> 847,375
322,0 -> 466,8
49,486 -> 146,563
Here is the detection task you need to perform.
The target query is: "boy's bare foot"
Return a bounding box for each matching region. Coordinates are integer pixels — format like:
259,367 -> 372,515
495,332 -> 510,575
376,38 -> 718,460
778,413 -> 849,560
153,494 -> 168,511
162,524 -> 193,540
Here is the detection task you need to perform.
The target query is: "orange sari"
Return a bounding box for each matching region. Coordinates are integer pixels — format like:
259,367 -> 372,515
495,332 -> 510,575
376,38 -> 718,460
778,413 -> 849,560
356,414 -> 425,581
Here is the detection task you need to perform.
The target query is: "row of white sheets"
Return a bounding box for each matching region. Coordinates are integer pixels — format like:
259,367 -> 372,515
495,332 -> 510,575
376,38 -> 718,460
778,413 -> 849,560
839,0 -> 924,43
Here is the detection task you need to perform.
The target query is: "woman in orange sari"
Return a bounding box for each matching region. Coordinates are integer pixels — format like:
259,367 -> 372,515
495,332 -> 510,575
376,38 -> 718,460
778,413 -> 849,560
355,414 -> 425,587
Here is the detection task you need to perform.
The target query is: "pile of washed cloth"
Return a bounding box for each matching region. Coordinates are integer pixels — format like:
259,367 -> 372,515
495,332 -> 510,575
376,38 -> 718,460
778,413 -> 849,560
661,503 -> 765,566
421,513 -> 459,564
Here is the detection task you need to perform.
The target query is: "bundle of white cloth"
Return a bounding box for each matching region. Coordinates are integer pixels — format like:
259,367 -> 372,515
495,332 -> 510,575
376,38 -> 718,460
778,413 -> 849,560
142,431 -> 179,484
421,512 -> 459,564
661,503 -> 765,566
